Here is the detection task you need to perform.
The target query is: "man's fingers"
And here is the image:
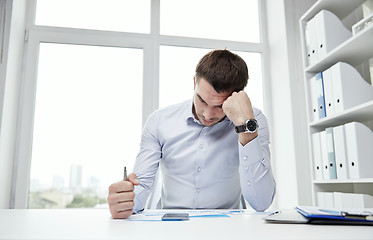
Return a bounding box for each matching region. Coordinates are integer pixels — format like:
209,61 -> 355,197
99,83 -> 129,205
127,173 -> 140,185
107,191 -> 135,205
110,208 -> 133,219
108,181 -> 134,193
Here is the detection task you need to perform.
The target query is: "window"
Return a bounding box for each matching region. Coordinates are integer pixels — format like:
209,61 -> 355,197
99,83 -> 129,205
160,0 -> 260,42
29,43 -> 142,208
35,0 -> 151,33
13,0 -> 266,209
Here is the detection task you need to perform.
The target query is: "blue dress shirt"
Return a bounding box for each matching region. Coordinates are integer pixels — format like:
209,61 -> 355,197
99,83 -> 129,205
133,100 -> 275,212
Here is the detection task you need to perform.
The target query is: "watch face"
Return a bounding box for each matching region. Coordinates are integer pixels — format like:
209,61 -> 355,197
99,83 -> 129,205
246,119 -> 258,132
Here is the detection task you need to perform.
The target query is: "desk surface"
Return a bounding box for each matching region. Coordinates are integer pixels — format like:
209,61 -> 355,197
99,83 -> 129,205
0,209 -> 373,240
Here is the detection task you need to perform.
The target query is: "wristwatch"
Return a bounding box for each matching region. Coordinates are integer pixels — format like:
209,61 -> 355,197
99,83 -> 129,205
235,119 -> 259,133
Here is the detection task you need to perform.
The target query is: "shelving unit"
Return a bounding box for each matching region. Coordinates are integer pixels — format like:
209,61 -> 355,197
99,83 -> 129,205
300,0 -> 373,206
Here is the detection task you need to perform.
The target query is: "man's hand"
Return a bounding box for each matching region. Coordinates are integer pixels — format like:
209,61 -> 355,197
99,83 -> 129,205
222,90 -> 254,126
222,90 -> 258,146
107,173 -> 140,219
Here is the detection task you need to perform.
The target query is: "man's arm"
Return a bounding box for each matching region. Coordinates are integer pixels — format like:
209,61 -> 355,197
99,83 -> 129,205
223,91 -> 275,211
131,111 -> 163,212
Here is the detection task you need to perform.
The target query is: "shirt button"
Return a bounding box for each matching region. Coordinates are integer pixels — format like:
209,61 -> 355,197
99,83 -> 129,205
197,167 -> 201,172
245,166 -> 249,171
199,144 -> 204,149
196,188 -> 200,193
247,181 -> 251,186
243,156 -> 248,161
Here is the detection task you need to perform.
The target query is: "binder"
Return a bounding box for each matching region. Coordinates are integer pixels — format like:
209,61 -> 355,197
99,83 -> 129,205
352,194 -> 373,208
325,128 -> 337,179
331,62 -> 373,114
313,10 -> 352,61
309,76 -> 320,121
342,193 -> 355,209
333,192 -> 343,209
264,206 -> 373,225
332,125 -> 348,179
305,16 -> 319,66
345,122 -> 373,178
322,67 -> 335,116
311,132 -> 323,180
324,192 -> 334,208
319,131 -> 329,179
317,192 -> 325,208
315,72 -> 326,119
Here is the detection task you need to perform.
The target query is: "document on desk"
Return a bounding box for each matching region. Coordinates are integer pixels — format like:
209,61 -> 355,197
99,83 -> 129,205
264,206 -> 373,225
124,210 -> 242,221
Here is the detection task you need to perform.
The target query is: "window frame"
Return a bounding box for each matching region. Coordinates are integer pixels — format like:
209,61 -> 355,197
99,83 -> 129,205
11,0 -> 270,208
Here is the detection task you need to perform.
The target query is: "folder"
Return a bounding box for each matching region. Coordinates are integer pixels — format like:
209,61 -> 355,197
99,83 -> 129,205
322,67 -> 335,116
331,62 -> 373,114
333,192 -> 343,209
313,10 -> 352,61
309,76 -> 320,121
324,192 -> 334,208
317,192 -> 325,208
311,132 -> 323,180
345,122 -> 373,178
325,128 -> 337,179
332,125 -> 348,179
352,194 -> 373,208
315,72 -> 326,119
264,206 -> 373,225
305,16 -> 319,66
320,131 -> 329,179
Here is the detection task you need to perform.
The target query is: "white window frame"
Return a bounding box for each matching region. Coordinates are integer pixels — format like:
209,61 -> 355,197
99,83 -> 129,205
11,0 -> 269,208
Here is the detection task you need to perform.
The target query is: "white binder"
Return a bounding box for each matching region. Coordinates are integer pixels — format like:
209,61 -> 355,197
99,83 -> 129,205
333,192 -> 343,209
332,125 -> 348,179
306,16 -> 319,66
352,194 -> 373,208
325,128 -> 337,179
324,192 -> 334,208
317,192 -> 325,208
322,67 -> 335,116
320,131 -> 330,179
312,132 -> 323,180
313,10 -> 352,61
345,122 -> 373,178
331,62 -> 373,113
309,76 -> 320,121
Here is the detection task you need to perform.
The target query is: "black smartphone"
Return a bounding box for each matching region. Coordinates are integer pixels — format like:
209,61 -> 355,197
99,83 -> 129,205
161,213 -> 189,221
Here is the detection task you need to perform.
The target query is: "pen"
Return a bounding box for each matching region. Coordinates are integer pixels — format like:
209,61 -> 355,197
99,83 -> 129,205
123,166 -> 127,181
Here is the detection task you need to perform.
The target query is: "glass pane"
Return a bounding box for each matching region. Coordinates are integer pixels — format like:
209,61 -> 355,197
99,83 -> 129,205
160,0 -> 260,42
159,46 -> 263,112
29,43 -> 143,209
35,0 -> 150,33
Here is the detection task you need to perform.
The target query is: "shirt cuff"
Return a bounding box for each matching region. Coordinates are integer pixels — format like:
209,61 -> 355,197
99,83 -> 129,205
239,136 -> 263,166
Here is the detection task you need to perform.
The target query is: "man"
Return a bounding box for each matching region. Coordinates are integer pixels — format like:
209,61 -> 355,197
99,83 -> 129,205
108,49 -> 276,219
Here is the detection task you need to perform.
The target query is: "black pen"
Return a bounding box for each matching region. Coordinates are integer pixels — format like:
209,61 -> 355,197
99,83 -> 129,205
123,166 -> 127,181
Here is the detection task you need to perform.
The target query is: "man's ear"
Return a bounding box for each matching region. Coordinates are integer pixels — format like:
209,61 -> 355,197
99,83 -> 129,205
193,76 -> 196,90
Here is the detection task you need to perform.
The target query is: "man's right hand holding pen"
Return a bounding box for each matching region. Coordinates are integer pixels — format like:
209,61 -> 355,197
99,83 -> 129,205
107,167 -> 140,219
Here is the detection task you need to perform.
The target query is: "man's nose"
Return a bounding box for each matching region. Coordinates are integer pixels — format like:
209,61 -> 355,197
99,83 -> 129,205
203,107 -> 215,120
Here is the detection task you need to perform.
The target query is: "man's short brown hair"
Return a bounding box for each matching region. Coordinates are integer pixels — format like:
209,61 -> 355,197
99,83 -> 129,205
195,49 -> 248,93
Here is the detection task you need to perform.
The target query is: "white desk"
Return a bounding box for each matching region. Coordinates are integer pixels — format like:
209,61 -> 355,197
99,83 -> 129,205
0,209 -> 372,239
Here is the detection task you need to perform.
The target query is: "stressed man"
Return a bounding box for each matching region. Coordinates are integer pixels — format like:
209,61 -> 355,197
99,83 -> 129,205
108,49 -> 276,219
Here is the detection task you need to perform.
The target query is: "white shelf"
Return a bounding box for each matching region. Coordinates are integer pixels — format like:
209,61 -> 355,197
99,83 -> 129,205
313,178 -> 373,184
305,26 -> 373,73
309,100 -> 373,128
301,0 -> 366,22
301,0 -> 373,206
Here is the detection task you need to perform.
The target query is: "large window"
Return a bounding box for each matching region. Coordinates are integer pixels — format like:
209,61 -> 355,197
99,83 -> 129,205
29,43 -> 142,208
13,0 -> 266,209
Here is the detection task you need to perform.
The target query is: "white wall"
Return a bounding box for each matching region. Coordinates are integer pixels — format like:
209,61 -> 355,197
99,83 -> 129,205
265,0 -> 316,209
0,0 -> 27,208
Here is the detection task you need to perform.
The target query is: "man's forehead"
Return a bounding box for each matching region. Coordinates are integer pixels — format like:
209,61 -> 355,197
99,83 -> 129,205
196,79 -> 232,105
